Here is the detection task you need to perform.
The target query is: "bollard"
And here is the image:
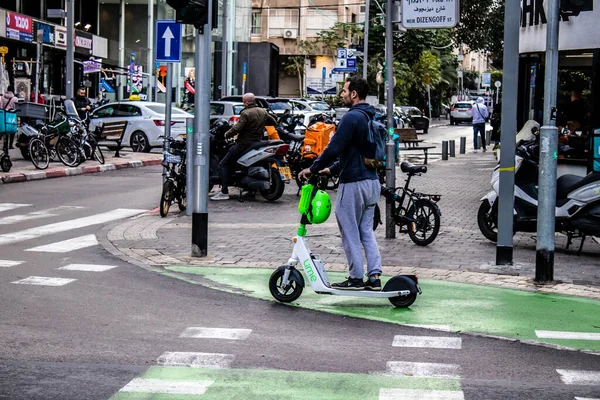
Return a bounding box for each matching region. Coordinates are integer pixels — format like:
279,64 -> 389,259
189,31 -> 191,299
477,135 -> 482,151
449,140 -> 456,157
460,137 -> 466,154
485,129 -> 492,146
442,140 -> 448,160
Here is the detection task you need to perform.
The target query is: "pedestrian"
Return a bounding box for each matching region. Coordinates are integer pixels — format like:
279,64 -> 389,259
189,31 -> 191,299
73,87 -> 92,120
472,96 -> 489,152
1,85 -> 18,149
210,92 -> 276,201
298,75 -> 382,291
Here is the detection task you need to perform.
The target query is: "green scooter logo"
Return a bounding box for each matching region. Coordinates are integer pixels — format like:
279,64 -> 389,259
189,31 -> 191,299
303,259 -> 317,282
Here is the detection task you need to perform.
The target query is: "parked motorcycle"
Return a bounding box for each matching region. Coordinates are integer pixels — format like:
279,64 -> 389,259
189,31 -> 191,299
478,138 -> 600,253
209,119 -> 291,201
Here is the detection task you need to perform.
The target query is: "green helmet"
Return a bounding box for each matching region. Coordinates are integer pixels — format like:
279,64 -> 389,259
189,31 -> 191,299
308,190 -> 332,224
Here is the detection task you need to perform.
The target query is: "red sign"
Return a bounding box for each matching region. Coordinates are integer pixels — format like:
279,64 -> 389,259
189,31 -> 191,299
6,12 -> 33,42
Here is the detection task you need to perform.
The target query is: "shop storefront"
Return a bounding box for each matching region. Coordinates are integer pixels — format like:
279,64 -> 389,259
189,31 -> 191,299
518,0 -> 600,176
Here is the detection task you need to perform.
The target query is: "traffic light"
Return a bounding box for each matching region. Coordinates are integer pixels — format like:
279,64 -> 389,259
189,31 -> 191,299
560,0 -> 593,17
166,0 -> 209,29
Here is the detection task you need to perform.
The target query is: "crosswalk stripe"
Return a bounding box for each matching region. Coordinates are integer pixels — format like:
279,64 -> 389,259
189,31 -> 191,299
0,260 -> 24,268
536,330 -> 600,341
12,276 -> 77,286
403,324 -> 453,332
180,327 -> 252,340
392,335 -> 462,349
557,369 -> 600,385
0,203 -> 32,213
0,208 -> 145,246
156,352 -> 234,369
386,361 -> 461,379
119,378 -> 214,395
25,234 -> 99,253
574,397 -> 600,400
0,206 -> 84,225
58,263 -> 118,272
379,388 -> 465,400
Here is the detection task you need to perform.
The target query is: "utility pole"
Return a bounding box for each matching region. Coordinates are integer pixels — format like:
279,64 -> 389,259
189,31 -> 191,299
496,0 -> 519,265
147,0 -> 155,102
535,0 -> 560,282
221,0 -> 228,98
66,0 -> 75,98
362,0 -> 370,80
384,0 -> 395,239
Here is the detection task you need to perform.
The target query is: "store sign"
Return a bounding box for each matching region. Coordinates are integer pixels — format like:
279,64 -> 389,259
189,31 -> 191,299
6,12 -> 33,42
34,21 -> 55,45
55,26 -> 66,48
75,31 -> 93,55
401,0 -> 459,29
83,59 -> 102,74
306,78 -> 337,95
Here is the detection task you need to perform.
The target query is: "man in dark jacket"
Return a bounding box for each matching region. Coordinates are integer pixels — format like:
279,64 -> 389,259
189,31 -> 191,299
298,76 -> 382,290
73,87 -> 92,119
211,93 -> 277,200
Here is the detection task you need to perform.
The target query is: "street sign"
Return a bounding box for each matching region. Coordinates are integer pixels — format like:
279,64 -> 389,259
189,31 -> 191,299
401,0 -> 459,29
47,9 -> 66,18
482,73 -> 491,87
155,20 -> 182,63
495,81 -> 502,88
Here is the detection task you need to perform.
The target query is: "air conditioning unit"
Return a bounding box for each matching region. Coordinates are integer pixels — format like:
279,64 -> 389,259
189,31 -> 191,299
283,29 -> 298,39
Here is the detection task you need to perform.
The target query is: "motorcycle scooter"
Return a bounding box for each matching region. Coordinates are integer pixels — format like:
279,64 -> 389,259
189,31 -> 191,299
269,175 -> 422,307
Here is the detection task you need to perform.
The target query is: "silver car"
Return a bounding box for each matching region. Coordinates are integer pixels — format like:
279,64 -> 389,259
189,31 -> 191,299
210,101 -> 245,126
449,101 -> 474,125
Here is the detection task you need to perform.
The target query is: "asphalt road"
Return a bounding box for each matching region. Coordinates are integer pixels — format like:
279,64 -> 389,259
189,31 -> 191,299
1,138 -> 599,399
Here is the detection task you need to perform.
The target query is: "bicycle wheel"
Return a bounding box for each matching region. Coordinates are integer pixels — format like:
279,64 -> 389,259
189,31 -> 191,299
160,180 -> 175,217
407,199 -> 440,246
29,138 -> 50,170
56,136 -> 82,167
178,184 -> 187,211
92,141 -> 105,164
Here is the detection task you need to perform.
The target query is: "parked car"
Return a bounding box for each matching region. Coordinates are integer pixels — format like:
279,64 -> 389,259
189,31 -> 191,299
89,101 -> 190,152
290,99 -> 334,116
394,106 -> 412,129
210,101 -> 245,126
400,106 -> 430,133
449,101 -> 474,125
220,95 -> 274,112
266,98 -> 293,115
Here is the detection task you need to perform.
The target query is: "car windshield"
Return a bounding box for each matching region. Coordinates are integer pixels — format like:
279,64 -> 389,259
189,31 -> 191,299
454,103 -> 472,109
232,105 -> 244,115
309,102 -> 330,111
145,105 -> 190,115
210,104 -> 225,115
267,101 -> 291,111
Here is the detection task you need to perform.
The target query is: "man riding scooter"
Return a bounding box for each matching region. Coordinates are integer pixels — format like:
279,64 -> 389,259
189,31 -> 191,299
211,93 -> 277,201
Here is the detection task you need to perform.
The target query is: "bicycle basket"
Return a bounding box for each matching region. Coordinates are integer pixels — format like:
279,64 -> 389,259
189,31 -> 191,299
47,118 -> 71,134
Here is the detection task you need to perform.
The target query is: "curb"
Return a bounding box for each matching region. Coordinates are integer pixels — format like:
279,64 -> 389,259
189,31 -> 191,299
0,159 -> 161,185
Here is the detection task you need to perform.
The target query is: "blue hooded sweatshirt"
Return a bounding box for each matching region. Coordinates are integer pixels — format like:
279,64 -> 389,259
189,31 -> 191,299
309,102 -> 379,183
472,97 -> 489,124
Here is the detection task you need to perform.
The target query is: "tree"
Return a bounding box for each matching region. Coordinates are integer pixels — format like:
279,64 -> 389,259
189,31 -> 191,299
282,55 -> 306,97
452,0 -> 505,59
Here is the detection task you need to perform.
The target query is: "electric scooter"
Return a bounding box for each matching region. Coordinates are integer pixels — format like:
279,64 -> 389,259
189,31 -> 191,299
268,175 -> 422,307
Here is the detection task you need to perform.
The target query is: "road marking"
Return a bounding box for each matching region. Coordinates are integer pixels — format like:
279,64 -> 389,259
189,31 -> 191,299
575,398 -> 600,400
392,335 -> 462,349
403,324 -> 453,332
12,276 -> 77,286
0,203 -> 32,213
25,234 -> 99,253
386,361 -> 461,379
0,208 -> 145,246
557,369 -> 600,385
0,206 -> 84,225
119,378 -> 214,395
58,263 -> 118,272
380,388 -> 465,400
0,260 -> 23,268
536,330 -> 600,341
180,327 -> 252,340
156,352 -> 234,369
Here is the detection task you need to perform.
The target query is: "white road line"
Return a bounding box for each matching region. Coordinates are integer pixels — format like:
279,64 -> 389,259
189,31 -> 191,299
157,352 -> 234,369
180,327 -> 252,340
380,388 -> 465,400
536,330 -> 600,341
26,234 -> 99,253
0,203 -> 32,213
386,361 -> 461,379
0,208 -> 145,246
119,378 -> 214,395
557,369 -> 600,385
575,397 -> 600,400
58,263 -> 118,272
12,276 -> 77,286
403,324 -> 453,332
0,260 -> 24,268
0,206 -> 84,225
392,335 -> 462,349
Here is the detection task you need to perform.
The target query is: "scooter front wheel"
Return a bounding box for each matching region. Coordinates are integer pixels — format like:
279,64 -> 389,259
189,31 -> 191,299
269,267 -> 303,303
389,294 -> 417,308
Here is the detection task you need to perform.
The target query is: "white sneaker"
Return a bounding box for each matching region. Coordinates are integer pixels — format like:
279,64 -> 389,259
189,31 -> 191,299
210,191 -> 230,201
474,149 -> 478,153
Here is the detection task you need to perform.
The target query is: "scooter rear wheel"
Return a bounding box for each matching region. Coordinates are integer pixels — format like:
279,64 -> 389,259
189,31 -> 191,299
389,294 -> 417,308
269,268 -> 303,303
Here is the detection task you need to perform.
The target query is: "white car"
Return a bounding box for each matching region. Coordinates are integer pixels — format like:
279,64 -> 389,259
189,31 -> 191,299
290,100 -> 334,116
89,101 -> 191,152
449,101 -> 474,125
210,101 -> 244,126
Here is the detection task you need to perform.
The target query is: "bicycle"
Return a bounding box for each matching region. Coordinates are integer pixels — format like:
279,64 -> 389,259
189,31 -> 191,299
159,138 -> 187,217
373,161 -> 442,246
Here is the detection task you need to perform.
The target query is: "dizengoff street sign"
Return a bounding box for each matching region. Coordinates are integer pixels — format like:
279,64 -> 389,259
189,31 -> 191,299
401,0 -> 459,29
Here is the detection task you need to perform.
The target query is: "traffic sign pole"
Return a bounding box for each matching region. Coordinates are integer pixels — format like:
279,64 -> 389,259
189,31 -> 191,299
385,0 -> 396,239
163,63 -> 173,183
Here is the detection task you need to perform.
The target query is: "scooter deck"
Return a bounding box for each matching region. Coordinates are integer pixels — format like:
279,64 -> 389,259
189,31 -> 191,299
315,288 -> 412,298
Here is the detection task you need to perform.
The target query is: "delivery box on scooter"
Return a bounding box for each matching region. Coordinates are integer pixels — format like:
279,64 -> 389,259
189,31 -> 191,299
302,122 -> 335,159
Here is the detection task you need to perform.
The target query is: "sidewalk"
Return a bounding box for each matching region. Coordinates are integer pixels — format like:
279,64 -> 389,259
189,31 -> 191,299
99,149 -> 600,301
0,147 -> 162,184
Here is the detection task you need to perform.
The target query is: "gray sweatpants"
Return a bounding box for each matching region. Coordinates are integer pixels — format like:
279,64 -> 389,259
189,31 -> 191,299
335,179 -> 382,279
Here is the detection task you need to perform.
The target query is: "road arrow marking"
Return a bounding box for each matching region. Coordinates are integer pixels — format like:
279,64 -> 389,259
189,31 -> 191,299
162,27 -> 174,57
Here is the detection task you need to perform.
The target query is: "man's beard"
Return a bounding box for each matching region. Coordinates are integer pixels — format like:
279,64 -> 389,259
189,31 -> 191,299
342,97 -> 353,107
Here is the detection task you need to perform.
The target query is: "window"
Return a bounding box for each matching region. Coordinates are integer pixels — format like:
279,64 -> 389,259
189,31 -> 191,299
268,9 -> 299,37
232,105 -> 245,115
306,9 -> 337,38
251,11 -> 262,35
118,105 -> 142,117
211,104 -> 225,115
93,105 -> 116,118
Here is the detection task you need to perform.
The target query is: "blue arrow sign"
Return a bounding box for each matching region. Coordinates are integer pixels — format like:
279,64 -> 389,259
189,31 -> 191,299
156,20 -> 182,63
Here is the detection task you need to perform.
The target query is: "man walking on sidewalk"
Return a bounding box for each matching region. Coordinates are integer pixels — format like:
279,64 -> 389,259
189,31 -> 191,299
472,97 -> 489,152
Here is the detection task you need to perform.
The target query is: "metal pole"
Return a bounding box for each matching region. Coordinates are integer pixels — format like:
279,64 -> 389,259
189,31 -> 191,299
35,41 -> 41,101
66,0 -> 75,98
535,0 -> 560,282
460,136 -> 466,154
442,141 -> 448,160
163,63 -> 173,183
147,0 -> 154,102
192,20 -> 211,257
119,0 -> 126,101
362,0 -> 370,80
449,140 -> 455,157
186,117 -> 194,216
385,0 -> 395,239
426,83 -> 432,120
496,0 -> 519,265
221,0 -> 228,98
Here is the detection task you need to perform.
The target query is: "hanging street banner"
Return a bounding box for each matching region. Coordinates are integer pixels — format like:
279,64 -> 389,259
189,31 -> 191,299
401,0 -> 459,29
83,59 -> 102,74
6,12 -> 33,42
